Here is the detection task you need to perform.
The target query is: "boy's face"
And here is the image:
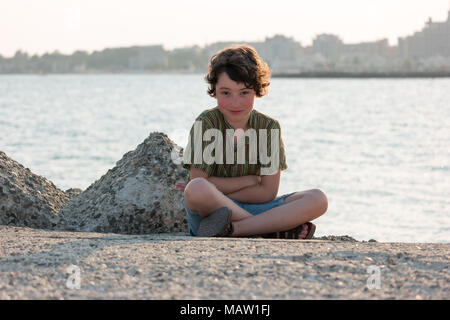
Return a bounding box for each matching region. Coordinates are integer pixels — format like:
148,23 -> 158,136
215,72 -> 255,128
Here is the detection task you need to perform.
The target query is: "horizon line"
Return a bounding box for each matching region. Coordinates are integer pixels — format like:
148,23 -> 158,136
0,32 -> 417,59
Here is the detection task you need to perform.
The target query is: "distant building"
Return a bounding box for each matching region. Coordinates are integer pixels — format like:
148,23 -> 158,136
203,35 -> 303,73
312,34 -> 343,60
254,35 -> 303,65
398,9 -> 450,58
203,42 -> 237,58
312,34 -> 392,59
343,39 -> 391,57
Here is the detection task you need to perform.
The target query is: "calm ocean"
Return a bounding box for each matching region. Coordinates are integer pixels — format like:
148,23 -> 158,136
1,74 -> 449,243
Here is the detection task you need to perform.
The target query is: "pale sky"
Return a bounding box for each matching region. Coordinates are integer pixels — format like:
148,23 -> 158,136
1,0 -> 449,57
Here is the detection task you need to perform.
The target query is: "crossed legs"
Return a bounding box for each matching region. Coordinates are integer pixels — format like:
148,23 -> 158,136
183,177 -> 328,237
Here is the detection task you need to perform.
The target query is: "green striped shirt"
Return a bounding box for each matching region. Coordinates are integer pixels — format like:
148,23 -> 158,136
182,106 -> 288,181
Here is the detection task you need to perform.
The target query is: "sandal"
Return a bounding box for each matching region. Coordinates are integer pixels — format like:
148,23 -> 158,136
261,222 -> 316,240
197,207 -> 234,237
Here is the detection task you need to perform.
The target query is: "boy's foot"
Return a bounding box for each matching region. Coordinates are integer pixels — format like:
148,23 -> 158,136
261,222 -> 316,240
197,207 -> 234,237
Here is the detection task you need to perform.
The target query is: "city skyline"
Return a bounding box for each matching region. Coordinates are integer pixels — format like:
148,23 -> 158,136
1,0 -> 449,58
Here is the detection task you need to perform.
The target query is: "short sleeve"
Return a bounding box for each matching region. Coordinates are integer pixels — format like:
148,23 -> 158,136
259,120 -> 288,175
182,116 -> 216,177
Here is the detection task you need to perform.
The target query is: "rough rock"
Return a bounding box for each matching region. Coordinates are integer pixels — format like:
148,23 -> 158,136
0,151 -> 77,229
64,188 -> 83,199
313,235 -> 358,242
57,132 -> 188,234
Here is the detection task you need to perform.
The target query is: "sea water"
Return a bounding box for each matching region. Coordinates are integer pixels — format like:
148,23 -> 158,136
0,74 -> 449,243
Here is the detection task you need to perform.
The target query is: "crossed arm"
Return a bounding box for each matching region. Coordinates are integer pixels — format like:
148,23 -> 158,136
188,166 -> 281,204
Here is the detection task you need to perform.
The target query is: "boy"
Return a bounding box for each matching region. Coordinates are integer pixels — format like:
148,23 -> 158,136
175,45 -> 328,239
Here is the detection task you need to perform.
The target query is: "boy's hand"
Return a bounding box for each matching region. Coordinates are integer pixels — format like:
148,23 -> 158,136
174,181 -> 188,192
175,176 -> 260,193
248,175 -> 261,186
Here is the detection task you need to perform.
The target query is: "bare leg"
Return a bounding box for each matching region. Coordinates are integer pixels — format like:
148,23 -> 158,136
184,178 -> 253,221
184,178 -> 328,237
232,189 -> 328,236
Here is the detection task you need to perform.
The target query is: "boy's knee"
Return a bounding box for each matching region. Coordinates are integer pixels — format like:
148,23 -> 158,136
184,177 -> 214,204
310,189 -> 328,214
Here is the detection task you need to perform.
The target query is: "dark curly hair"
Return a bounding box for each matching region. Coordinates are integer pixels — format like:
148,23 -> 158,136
205,45 -> 271,98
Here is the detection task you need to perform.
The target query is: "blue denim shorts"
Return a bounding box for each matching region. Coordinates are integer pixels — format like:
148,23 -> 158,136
181,192 -> 296,236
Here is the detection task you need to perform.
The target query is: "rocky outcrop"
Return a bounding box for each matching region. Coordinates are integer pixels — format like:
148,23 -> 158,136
0,132 -> 189,234
0,151 -> 78,229
64,188 -> 83,199
57,132 -> 189,234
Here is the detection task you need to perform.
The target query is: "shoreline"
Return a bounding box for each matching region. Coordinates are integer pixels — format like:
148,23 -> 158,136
1,225 -> 448,300
1,71 -> 450,78
272,71 -> 450,78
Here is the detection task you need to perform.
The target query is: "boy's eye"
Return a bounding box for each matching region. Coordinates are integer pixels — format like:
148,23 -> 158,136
241,91 -> 249,95
221,91 -> 230,95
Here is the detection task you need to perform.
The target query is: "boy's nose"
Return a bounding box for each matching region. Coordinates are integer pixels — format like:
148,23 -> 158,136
231,95 -> 240,107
